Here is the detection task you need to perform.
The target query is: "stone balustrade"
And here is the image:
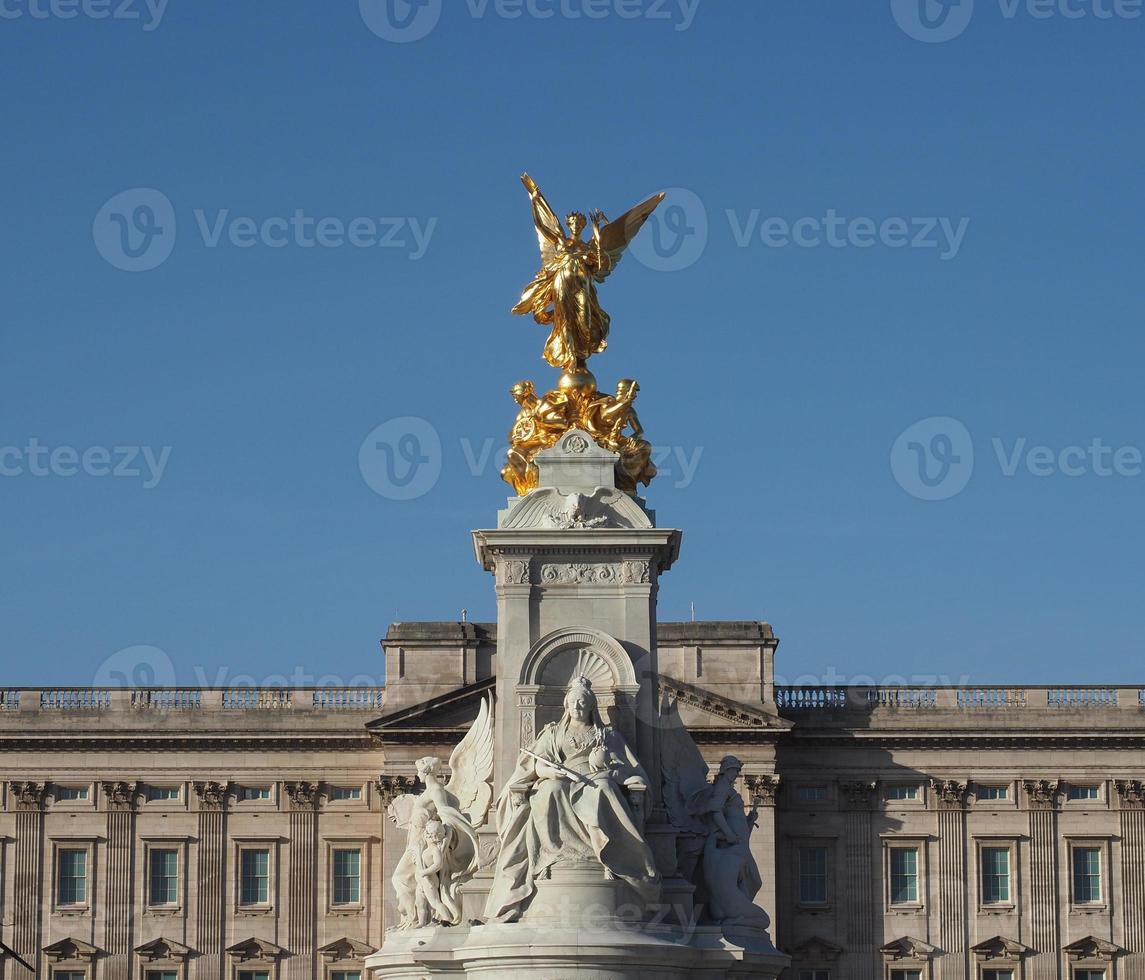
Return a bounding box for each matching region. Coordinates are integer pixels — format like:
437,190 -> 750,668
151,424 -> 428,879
775,684 -> 1141,713
0,686 -> 384,713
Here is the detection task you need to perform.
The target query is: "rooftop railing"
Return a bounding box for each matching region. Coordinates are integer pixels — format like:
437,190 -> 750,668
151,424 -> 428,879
0,687 -> 385,713
775,685 -> 1141,712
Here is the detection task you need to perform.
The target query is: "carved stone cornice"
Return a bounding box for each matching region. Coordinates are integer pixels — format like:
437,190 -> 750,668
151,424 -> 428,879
1023,779 -> 1062,811
932,779 -> 970,810
839,780 -> 878,811
100,780 -> 140,812
1115,779 -> 1145,809
284,780 -> 321,811
9,781 -> 47,812
743,774 -> 780,808
193,780 -> 230,811
656,675 -> 782,729
376,775 -> 418,806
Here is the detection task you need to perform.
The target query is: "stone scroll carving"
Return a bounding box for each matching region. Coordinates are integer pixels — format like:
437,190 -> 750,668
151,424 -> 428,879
388,695 -> 495,929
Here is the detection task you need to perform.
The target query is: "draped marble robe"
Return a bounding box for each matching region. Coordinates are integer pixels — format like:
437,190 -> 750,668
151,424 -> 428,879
485,713 -> 661,923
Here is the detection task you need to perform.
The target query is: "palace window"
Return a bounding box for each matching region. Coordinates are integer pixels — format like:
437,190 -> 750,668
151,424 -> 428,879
890,971 -> 922,980
1068,785 -> 1101,801
983,972 -> 1014,980
54,973 -> 86,980
332,848 -> 362,905
977,785 -> 1009,801
798,971 -> 829,980
331,787 -> 362,801
146,973 -> 178,980
55,786 -> 89,801
146,785 -> 180,802
889,847 -> 920,905
886,785 -> 919,801
331,973 -> 362,980
981,847 -> 1011,905
1074,972 -> 1106,980
239,787 -> 271,801
237,973 -> 270,980
149,848 -> 179,905
798,846 -> 828,905
240,848 -> 271,906
57,848 -> 87,906
1072,846 -> 1103,904
797,786 -> 828,803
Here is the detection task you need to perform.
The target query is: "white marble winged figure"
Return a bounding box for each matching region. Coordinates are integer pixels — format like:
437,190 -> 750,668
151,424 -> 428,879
660,693 -> 770,930
388,695 -> 495,928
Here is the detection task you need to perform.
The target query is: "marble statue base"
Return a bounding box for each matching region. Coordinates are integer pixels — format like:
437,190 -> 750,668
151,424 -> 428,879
366,920 -> 787,980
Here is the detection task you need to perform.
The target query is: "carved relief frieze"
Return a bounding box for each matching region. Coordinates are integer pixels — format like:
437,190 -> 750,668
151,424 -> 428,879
539,562 -> 622,585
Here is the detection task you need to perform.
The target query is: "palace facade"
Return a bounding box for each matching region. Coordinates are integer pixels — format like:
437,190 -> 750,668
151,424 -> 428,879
1,620 -> 1141,980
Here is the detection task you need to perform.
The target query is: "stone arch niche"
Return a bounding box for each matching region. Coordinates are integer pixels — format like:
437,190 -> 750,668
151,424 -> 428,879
516,626 -> 642,752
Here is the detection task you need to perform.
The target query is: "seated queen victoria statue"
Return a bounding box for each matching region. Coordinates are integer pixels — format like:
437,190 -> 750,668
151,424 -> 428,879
484,676 -> 661,922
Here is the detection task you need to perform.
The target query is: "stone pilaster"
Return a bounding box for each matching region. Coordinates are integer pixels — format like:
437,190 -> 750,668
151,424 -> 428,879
11,782 -> 46,973
285,782 -> 320,980
1117,780 -> 1145,980
744,774 -> 780,929
377,774 -> 418,931
933,780 -> 970,980
840,780 -> 878,980
1024,779 -> 1061,980
193,781 -> 229,980
101,780 -> 139,980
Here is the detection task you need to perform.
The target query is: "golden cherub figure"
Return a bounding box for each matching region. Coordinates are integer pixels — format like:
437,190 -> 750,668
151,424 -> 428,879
504,174 -> 665,497
513,173 -> 664,378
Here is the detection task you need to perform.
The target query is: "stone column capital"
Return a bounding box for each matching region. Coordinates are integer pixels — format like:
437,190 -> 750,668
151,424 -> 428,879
193,780 -> 230,811
9,780 -> 47,811
1115,779 -> 1145,809
1023,779 -> 1062,810
376,775 -> 419,807
743,774 -> 780,808
284,780 -> 321,811
839,779 -> 879,811
931,779 -> 970,810
100,780 -> 140,812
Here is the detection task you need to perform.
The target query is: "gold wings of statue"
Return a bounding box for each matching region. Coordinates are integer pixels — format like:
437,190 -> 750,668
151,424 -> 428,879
503,173 -> 665,498
512,173 -> 665,375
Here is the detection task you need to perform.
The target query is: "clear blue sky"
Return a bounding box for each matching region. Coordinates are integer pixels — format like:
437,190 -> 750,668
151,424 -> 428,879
2,0 -> 1142,689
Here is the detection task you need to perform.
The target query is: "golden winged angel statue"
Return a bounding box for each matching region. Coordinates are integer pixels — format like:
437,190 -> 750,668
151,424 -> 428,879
513,173 -> 665,377
502,174 -> 665,497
